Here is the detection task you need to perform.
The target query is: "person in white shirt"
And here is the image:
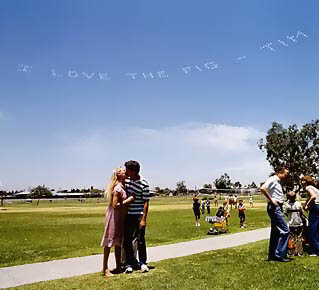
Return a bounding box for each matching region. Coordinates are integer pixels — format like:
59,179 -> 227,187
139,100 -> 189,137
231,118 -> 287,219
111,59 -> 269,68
261,167 -> 290,262
249,195 -> 253,208
301,175 -> 319,256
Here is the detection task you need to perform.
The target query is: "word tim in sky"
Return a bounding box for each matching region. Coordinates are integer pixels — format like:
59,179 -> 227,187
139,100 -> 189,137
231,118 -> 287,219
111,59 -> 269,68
259,30 -> 308,52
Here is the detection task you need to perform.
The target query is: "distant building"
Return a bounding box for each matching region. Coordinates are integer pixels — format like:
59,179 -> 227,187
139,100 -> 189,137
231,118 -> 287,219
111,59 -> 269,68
12,191 -> 31,199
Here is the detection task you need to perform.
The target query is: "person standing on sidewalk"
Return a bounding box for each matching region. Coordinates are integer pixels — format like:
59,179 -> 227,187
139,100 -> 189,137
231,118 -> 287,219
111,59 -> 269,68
100,168 -> 134,276
261,167 -> 290,262
123,160 -> 150,273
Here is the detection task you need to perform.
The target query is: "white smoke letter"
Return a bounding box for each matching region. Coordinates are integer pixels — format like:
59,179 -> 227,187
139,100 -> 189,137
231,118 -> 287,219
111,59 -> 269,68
126,73 -> 138,80
68,70 -> 78,78
181,66 -> 191,74
82,72 -> 95,79
99,73 -> 111,81
157,71 -> 168,78
142,72 -> 154,79
204,61 -> 218,69
277,40 -> 288,47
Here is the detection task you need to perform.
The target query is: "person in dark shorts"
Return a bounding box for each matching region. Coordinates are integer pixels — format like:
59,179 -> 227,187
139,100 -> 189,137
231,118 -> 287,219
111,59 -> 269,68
193,196 -> 201,227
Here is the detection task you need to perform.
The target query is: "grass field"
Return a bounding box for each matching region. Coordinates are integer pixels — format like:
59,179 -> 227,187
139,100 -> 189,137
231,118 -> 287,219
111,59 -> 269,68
0,196 -> 269,267
11,240 -> 319,290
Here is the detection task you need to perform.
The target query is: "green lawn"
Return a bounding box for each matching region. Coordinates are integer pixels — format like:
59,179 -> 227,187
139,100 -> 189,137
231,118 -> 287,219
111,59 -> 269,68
1,197 -> 269,267
11,240 -> 319,290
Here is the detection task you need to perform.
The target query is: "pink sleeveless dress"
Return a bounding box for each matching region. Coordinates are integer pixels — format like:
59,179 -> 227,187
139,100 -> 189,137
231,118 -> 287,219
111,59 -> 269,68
100,184 -> 127,247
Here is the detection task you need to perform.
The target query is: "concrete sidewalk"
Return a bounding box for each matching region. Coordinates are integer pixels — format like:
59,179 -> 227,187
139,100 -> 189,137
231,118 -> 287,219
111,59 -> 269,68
0,227 -> 270,289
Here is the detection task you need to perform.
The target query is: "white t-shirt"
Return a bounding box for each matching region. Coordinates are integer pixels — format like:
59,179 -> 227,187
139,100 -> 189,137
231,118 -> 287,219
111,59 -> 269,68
263,175 -> 284,203
285,201 -> 303,227
306,185 -> 319,204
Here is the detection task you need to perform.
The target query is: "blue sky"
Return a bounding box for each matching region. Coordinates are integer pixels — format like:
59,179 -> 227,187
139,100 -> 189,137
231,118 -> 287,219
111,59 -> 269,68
0,0 -> 318,190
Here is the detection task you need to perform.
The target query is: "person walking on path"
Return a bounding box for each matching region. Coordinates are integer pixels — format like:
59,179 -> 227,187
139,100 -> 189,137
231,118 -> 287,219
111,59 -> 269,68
193,196 -> 201,227
100,168 -> 134,276
206,198 -> 211,214
301,176 -> 319,256
285,191 -> 304,256
123,160 -> 150,274
261,167 -> 290,262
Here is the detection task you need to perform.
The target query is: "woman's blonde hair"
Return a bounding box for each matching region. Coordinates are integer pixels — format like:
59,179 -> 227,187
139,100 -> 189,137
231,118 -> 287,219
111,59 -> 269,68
301,175 -> 315,186
105,168 -> 123,202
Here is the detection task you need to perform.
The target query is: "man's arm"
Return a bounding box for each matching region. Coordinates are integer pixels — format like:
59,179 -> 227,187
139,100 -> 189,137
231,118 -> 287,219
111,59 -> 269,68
140,183 -> 150,228
140,200 -> 149,229
261,184 -> 278,207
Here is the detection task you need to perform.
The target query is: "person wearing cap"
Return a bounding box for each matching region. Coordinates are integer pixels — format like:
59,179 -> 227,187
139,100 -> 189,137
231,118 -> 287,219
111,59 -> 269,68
261,167 -> 290,262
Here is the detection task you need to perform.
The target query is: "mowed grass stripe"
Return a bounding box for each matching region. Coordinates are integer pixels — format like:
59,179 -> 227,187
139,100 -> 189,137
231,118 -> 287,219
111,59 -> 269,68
1,199 -> 269,267
10,240 -> 319,290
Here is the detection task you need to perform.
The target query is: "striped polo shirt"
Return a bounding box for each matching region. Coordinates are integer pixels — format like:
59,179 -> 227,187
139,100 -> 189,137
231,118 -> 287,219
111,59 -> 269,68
126,177 -> 150,215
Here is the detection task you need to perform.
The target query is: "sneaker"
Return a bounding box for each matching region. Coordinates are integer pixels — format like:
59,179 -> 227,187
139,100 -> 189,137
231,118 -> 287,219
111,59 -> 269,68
270,257 -> 290,262
141,264 -> 149,273
309,254 -> 318,257
125,266 -> 133,274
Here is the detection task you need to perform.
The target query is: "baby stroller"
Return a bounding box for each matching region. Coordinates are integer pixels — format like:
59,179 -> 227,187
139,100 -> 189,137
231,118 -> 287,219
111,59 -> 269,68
206,206 -> 228,235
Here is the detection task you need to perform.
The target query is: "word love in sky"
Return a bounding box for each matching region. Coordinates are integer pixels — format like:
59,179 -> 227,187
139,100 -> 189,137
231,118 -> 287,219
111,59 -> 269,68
17,30 -> 308,82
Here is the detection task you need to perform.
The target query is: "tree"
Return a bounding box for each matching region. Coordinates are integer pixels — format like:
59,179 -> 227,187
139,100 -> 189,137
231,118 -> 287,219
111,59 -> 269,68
176,181 -> 187,195
233,181 -> 242,189
258,120 -> 319,189
154,186 -> 166,195
248,182 -> 258,189
0,190 -> 5,207
203,184 -> 212,189
30,185 -> 52,199
214,173 -> 232,190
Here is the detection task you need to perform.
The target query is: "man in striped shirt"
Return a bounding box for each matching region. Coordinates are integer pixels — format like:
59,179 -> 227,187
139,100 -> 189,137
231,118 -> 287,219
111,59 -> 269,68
123,160 -> 150,273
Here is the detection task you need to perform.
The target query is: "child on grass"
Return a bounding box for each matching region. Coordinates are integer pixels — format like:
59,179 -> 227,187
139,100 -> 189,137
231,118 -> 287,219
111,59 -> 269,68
285,191 -> 303,256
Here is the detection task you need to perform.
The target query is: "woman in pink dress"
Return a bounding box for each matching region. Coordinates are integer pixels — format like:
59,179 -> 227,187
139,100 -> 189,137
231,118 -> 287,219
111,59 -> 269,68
101,168 -> 134,276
